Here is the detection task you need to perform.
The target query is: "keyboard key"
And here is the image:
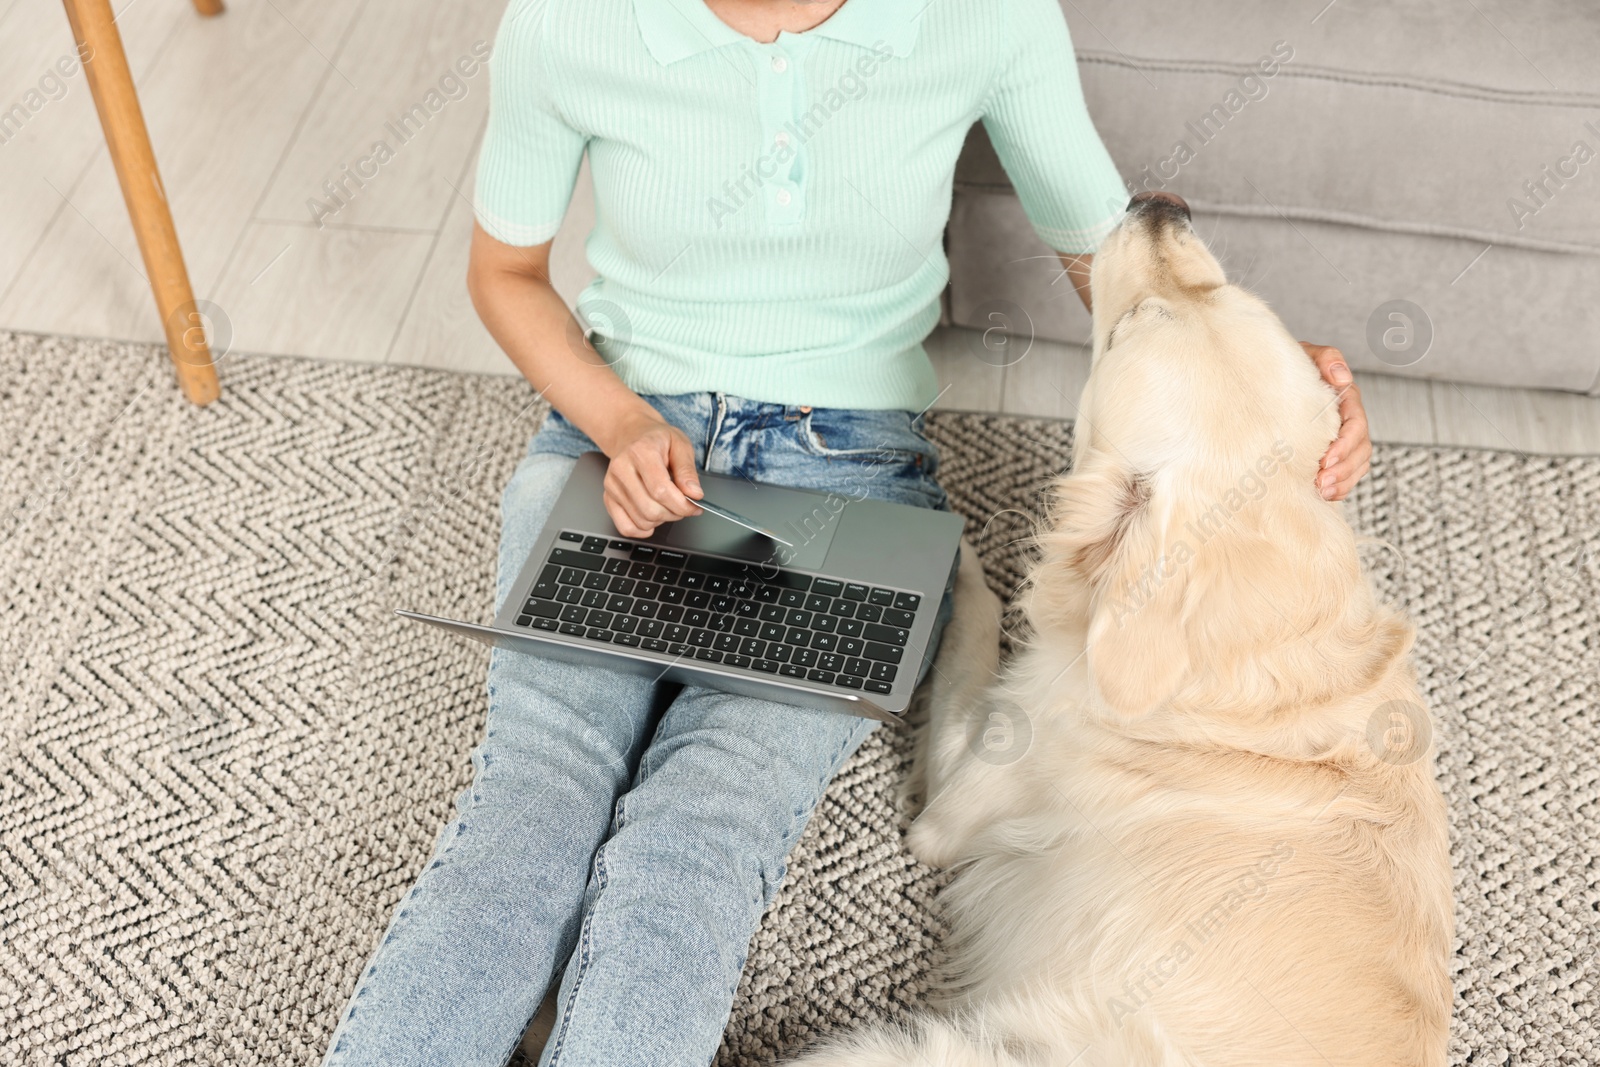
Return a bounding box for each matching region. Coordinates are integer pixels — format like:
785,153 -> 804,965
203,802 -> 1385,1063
733,617 -> 761,637
694,647 -> 723,662
557,586 -> 583,605
864,623 -> 909,646
658,604 -> 684,623
657,550 -> 687,567
608,595 -> 635,614
759,622 -> 787,642
585,609 -> 614,629
551,548 -> 603,570
752,658 -> 780,673
894,591 -> 922,612
730,580 -> 756,598
779,663 -> 806,678
584,571 -> 610,590
655,567 -> 683,585
557,567 -> 584,587
631,544 -> 657,561
837,618 -> 863,638
688,628 -> 715,647
615,632 -> 642,647
581,589 -> 607,609
836,674 -> 864,689
643,637 -> 670,652
724,653 -> 751,669
793,647 -> 819,667
664,624 -> 689,642
608,575 -> 635,594
523,598 -> 563,619
856,603 -> 883,623
634,581 -> 662,599
680,572 -> 705,590
786,608 -> 812,627
759,604 -> 787,623
735,600 -> 761,618
754,585 -> 780,603
868,587 -> 894,606
807,669 -> 836,684
830,598 -> 855,617
708,613 -> 735,632
710,594 -> 736,613
883,608 -> 916,628
515,614 -> 532,626
629,561 -> 655,580
638,619 -> 664,638
811,615 -> 837,634
532,617 -> 559,632
864,641 -> 904,664
768,644 -> 792,663
667,642 -> 691,655
580,536 -> 608,553
560,605 -> 587,624
739,637 -> 766,656
845,656 -> 870,676
608,539 -> 630,550
804,593 -> 832,612
809,631 -> 838,652
603,558 -> 630,576
658,587 -> 685,605
870,661 -> 898,683
559,622 -> 585,636
559,531 -> 583,543
532,565 -> 560,598
632,601 -> 658,619
786,626 -> 810,645
706,575 -> 730,593
585,627 -> 612,642
777,589 -> 806,608
818,652 -> 844,673
613,615 -> 638,634
684,608 -> 710,627
864,679 -> 893,694
843,583 -> 869,601
811,578 -> 843,597
714,633 -> 741,652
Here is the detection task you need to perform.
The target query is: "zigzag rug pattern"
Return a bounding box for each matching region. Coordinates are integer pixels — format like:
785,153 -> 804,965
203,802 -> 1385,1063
0,332 -> 1595,1065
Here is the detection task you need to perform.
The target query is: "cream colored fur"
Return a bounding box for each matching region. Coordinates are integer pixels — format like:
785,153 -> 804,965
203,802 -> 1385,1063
792,204 -> 1453,1066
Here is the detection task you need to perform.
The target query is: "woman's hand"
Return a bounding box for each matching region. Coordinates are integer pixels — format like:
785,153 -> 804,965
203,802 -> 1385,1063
1301,342 -> 1371,501
599,411 -> 704,538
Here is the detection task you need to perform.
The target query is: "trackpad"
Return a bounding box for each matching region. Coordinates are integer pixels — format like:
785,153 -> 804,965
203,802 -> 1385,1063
648,475 -> 843,572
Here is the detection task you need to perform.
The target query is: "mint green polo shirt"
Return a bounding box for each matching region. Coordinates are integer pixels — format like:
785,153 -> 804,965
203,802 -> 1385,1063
474,0 -> 1128,410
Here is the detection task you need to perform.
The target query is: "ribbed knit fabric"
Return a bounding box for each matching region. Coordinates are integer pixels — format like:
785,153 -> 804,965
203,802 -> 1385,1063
474,0 -> 1128,410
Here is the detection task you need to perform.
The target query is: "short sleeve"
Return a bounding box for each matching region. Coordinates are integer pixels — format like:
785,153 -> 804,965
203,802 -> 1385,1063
979,0 -> 1127,255
473,0 -> 588,247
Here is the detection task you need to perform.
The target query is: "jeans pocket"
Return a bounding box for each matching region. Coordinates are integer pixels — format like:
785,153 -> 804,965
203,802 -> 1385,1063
798,408 -> 948,511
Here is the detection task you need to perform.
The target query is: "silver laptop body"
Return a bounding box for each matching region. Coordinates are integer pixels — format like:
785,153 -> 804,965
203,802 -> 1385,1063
398,451 -> 964,725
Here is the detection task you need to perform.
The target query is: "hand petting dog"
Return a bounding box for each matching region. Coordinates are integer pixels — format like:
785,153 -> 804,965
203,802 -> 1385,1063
1302,342 -> 1371,501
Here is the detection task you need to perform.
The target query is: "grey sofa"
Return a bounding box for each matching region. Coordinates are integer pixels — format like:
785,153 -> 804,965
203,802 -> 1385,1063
947,0 -> 1600,394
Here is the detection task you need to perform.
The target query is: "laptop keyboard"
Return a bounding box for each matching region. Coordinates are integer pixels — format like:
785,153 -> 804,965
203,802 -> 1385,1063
511,529 -> 925,696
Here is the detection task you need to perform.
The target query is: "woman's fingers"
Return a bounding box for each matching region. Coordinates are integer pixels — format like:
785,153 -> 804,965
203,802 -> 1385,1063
1300,341 -> 1373,500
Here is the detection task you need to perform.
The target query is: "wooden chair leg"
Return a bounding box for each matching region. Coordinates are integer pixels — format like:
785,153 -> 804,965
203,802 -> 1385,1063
62,0 -> 220,405
192,0 -> 224,16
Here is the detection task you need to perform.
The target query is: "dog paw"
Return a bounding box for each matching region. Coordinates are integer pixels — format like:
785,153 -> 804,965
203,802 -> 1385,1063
905,814 -> 959,869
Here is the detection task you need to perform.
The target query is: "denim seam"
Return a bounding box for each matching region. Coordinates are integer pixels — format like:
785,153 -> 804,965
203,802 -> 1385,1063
544,845 -> 608,1067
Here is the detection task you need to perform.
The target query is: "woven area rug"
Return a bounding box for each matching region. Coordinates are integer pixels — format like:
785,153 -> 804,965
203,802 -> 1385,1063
1,331 -> 1597,1066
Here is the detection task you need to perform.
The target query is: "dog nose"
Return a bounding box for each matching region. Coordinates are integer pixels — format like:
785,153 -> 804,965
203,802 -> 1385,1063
1127,191 -> 1191,219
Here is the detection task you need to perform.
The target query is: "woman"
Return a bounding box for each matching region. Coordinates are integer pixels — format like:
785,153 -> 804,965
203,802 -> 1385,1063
319,1 -> 1371,1064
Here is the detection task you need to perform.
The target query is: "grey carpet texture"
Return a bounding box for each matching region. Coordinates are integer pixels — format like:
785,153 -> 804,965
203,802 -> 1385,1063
2,331 -> 1597,1066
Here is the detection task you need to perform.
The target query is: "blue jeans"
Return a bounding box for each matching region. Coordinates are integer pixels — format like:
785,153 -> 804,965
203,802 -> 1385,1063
320,393 -> 957,1067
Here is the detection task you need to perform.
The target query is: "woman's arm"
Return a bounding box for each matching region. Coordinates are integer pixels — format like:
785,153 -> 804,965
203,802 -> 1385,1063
467,221 -> 703,537
1055,253 -> 1371,499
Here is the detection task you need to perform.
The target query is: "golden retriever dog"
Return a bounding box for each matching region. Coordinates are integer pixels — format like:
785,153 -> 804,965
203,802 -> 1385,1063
793,193 -> 1453,1066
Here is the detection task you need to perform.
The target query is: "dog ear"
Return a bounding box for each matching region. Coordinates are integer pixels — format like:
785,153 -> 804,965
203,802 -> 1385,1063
1038,461 -> 1192,717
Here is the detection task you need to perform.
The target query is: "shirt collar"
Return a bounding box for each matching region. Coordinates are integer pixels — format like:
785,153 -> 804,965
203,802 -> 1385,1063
633,0 -> 922,65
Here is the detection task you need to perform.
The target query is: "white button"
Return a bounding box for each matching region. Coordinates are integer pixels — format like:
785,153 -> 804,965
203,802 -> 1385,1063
771,55 -> 788,73
776,188 -> 792,206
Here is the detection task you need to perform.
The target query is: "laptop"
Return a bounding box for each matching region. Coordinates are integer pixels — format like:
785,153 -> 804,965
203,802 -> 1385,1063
397,450 -> 963,724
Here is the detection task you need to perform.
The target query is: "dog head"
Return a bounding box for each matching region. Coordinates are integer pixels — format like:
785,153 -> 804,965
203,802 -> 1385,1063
1030,193 -> 1406,724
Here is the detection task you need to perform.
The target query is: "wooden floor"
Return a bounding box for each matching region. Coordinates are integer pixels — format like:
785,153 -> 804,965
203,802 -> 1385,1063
4,0 -> 1598,455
